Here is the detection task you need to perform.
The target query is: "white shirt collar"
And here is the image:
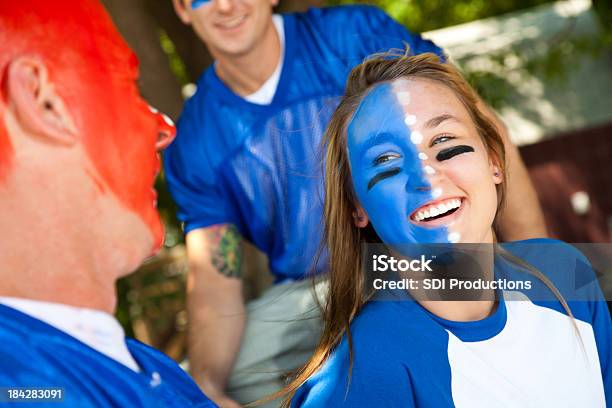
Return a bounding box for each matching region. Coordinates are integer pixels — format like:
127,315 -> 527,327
244,14 -> 285,105
0,296 -> 140,372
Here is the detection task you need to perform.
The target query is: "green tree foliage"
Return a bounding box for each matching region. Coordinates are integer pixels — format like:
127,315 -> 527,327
325,0 -> 554,32
326,0 -> 612,112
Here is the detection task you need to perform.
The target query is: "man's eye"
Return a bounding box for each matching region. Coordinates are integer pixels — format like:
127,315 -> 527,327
431,134 -> 455,146
373,153 -> 401,165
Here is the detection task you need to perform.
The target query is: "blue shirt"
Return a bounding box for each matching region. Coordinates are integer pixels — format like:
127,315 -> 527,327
0,304 -> 217,407
293,239 -> 611,407
164,5 -> 443,281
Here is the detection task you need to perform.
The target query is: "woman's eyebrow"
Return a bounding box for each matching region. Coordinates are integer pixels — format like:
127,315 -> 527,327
424,113 -> 459,129
357,132 -> 398,155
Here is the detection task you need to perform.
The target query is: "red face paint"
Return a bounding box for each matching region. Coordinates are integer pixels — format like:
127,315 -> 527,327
0,0 -> 176,251
74,50 -> 177,251
0,126 -> 13,184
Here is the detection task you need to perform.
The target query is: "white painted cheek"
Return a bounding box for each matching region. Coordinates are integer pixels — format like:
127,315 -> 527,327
448,232 -> 461,243
418,152 -> 428,160
411,131 -> 423,145
424,165 -> 436,175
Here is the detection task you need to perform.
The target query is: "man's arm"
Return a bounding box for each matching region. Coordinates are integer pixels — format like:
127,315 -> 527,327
186,224 -> 245,408
479,99 -> 548,240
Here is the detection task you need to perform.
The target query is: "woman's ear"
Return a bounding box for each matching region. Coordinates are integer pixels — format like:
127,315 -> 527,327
6,56 -> 77,145
489,154 -> 503,185
352,206 -> 369,228
491,164 -> 503,184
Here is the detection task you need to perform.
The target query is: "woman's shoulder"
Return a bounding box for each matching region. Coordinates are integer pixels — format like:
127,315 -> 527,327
292,301 -> 449,407
292,321 -> 413,407
498,238 -> 595,290
498,238 -> 606,321
500,238 -> 582,261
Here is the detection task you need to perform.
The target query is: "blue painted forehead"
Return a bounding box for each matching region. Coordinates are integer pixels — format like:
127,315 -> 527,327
191,0 -> 211,9
347,82 -> 406,147
349,83 -> 391,125
352,83 -> 395,118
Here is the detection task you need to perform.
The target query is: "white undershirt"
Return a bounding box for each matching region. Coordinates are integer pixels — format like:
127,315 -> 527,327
0,297 -> 140,372
244,14 -> 285,105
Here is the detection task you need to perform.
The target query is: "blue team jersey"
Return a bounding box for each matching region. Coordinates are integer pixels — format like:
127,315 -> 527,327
0,305 -> 216,407
292,239 -> 612,407
164,5 -> 443,281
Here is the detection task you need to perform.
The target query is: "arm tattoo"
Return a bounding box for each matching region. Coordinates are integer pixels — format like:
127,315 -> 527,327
209,224 -> 243,279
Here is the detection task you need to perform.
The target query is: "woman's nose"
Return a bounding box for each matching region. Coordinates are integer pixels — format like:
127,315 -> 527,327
404,161 -> 434,193
215,0 -> 234,13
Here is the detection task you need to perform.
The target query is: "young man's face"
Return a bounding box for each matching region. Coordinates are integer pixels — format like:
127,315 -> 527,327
181,0 -> 278,58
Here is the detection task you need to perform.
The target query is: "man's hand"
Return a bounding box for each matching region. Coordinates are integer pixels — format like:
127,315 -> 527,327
185,224 -> 245,407
478,99 -> 547,240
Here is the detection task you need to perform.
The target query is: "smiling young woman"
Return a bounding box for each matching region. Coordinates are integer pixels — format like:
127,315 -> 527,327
269,52 -> 611,407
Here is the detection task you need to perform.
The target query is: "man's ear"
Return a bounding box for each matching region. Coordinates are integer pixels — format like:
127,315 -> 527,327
172,0 -> 192,24
352,206 -> 369,228
6,56 -> 77,145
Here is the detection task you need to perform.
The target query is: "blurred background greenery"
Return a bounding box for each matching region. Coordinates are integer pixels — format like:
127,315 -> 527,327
103,0 -> 612,360
329,0 -> 552,31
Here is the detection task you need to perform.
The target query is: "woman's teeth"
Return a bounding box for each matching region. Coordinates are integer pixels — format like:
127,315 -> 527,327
413,199 -> 461,222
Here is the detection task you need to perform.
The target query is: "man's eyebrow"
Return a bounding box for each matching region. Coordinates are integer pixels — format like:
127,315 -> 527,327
424,113 -> 459,129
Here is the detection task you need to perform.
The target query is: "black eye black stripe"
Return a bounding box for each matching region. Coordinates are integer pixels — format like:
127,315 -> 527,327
436,145 -> 474,161
367,168 -> 401,191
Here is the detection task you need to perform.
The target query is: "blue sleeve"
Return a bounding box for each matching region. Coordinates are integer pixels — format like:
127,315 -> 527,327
292,339 -> 416,407
308,5 -> 444,62
589,294 -> 612,403
163,95 -> 230,233
571,246 -> 612,405
505,239 -> 612,400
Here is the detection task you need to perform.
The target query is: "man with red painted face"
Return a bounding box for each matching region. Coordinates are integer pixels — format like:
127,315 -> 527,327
165,0 -> 547,406
0,1 -> 216,406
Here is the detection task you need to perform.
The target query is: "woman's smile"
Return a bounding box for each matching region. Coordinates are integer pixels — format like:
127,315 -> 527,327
409,196 -> 465,227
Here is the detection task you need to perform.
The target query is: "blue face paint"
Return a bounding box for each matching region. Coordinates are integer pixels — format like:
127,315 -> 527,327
191,0 -> 211,10
347,82 -> 450,246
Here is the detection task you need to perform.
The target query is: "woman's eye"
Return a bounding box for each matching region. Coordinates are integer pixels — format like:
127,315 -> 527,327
373,153 -> 401,165
431,134 -> 455,146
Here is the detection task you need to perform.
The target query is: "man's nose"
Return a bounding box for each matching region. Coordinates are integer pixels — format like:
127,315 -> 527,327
155,112 -> 176,151
214,0 -> 234,12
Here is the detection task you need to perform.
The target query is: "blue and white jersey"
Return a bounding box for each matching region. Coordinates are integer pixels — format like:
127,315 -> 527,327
0,304 -> 216,407
164,5 -> 443,281
293,240 -> 611,407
